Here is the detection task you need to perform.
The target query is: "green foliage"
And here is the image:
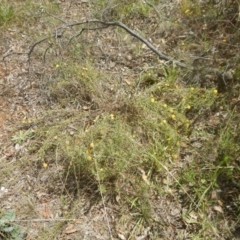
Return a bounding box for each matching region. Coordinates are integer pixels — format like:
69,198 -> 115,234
0,4 -> 15,26
11,130 -> 34,144
0,210 -> 25,240
179,0 -> 202,16
33,61 -> 221,220
92,0 -> 152,20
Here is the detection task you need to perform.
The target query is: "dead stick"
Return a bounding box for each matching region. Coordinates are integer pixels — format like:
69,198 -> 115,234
61,19 -> 189,68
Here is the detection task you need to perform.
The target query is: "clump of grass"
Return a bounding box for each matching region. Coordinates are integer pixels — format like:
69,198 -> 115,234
179,0 -> 202,16
0,3 -> 15,26
46,60 -> 104,108
19,51 -> 234,239
11,130 -> 34,145
33,62 -> 219,198
92,0 -> 153,20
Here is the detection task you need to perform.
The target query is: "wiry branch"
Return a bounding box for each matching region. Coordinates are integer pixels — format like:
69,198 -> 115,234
3,19 -> 189,69
2,37 -> 48,63
67,25 -> 108,45
60,19 -> 188,68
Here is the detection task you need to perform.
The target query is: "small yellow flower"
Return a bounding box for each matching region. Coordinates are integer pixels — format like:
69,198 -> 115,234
190,87 -> 194,91
22,120 -> 26,124
186,105 -> 191,109
165,83 -> 170,87
213,89 -> 218,94
28,119 -> 32,124
56,64 -> 60,68
169,108 -> 174,113
171,114 -> 176,119
151,98 -> 155,103
90,142 -> 94,148
185,9 -> 190,14
182,98 -> 186,102
87,156 -> 92,161
110,114 -> 114,120
181,42 -> 185,46
43,163 -> 48,168
162,120 -> 167,124
201,179 -> 206,184
172,154 -> 178,159
201,94 -> 205,98
86,149 -> 91,154
222,39 -> 226,43
54,136 -> 58,140
163,103 -> 167,108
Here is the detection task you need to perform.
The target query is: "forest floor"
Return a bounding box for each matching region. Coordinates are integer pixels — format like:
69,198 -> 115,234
0,1 -> 240,239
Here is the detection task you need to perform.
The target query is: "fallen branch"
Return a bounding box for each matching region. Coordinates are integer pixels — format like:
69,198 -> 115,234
2,37 -> 48,63
3,19 -> 189,69
60,19 -> 188,68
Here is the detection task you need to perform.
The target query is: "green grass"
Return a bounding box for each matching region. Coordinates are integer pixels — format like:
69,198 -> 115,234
92,0 -> 155,20
0,3 -> 15,26
28,58 -> 223,234
11,130 -> 34,144
28,54 -> 239,238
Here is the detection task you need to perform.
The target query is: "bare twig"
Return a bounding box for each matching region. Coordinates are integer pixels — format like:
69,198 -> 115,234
2,51 -> 26,62
67,25 -> 108,45
28,37 -> 49,58
60,19 -> 189,68
2,37 -> 48,63
3,19 -> 189,69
